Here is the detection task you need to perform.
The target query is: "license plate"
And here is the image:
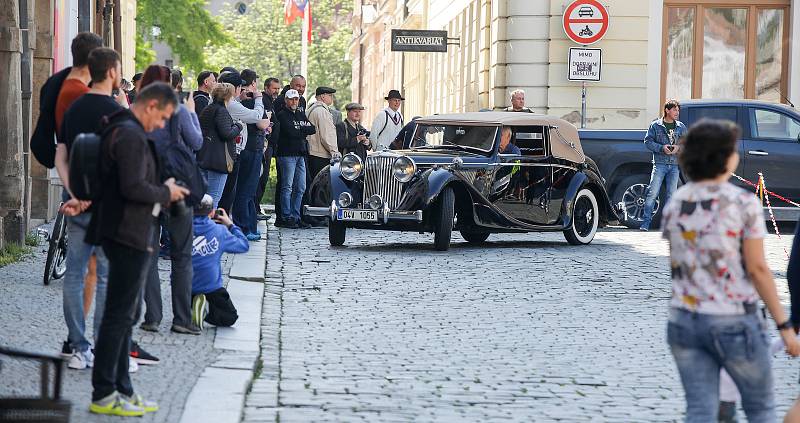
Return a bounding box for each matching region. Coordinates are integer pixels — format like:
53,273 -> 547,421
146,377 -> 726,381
338,209 -> 378,222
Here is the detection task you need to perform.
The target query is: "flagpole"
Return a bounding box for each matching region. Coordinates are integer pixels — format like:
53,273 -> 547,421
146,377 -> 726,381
301,1 -> 309,79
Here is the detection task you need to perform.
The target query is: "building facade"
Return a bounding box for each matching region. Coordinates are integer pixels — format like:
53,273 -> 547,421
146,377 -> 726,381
352,0 -> 797,129
0,0 -> 136,247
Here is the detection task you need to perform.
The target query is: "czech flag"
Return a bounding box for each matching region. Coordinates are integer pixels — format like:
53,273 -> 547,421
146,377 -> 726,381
284,0 -> 312,42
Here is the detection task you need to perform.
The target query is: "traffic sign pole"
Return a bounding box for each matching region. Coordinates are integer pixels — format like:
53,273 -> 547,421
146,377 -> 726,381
563,0 -> 609,128
582,80 -> 586,129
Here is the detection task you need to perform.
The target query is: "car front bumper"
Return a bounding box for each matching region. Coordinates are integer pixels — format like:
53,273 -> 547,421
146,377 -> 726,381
303,202 -> 424,224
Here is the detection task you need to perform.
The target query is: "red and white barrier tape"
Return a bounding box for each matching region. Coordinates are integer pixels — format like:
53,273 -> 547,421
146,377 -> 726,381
756,173 -> 790,258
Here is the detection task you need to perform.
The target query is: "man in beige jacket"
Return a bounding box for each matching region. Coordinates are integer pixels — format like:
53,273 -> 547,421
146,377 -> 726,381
303,86 -> 340,225
306,86 -> 340,180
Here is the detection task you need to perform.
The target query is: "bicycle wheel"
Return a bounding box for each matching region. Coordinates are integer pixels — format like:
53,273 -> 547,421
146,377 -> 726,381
43,211 -> 67,285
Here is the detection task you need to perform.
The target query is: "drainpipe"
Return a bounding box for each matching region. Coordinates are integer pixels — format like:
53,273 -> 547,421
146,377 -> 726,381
19,0 -> 32,232
113,0 -> 122,68
78,0 -> 91,32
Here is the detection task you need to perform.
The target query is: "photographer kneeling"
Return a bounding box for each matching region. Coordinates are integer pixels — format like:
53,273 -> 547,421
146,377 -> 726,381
190,195 -> 249,329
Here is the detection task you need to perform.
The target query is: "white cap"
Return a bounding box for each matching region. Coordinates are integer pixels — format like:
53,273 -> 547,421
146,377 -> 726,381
285,89 -> 300,99
200,194 -> 213,208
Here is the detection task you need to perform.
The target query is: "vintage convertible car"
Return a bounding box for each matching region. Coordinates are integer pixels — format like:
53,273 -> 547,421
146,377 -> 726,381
304,112 -> 618,250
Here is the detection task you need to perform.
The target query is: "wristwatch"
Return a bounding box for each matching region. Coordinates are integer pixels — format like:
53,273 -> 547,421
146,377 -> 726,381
777,320 -> 794,331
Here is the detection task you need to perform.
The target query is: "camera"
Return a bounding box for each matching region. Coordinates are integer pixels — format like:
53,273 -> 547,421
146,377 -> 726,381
357,129 -> 371,137
215,208 -> 224,217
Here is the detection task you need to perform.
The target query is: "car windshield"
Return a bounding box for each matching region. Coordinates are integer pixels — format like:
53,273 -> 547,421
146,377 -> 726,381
410,124 -> 498,153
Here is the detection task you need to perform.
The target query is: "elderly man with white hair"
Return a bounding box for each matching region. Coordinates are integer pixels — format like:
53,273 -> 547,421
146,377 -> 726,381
504,89 -> 533,113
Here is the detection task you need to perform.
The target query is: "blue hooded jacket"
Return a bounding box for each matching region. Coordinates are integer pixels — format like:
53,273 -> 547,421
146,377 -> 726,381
192,216 -> 249,295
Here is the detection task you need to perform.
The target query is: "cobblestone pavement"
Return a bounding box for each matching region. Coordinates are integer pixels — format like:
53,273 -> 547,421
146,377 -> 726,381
0,240 -> 221,422
245,227 -> 800,422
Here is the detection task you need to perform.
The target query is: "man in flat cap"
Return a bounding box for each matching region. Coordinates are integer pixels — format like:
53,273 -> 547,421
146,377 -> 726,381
369,90 -> 404,150
304,86 -> 340,226
336,103 -> 372,162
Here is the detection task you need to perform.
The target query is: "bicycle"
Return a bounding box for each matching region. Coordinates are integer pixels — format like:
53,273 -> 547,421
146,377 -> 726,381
43,207 -> 67,286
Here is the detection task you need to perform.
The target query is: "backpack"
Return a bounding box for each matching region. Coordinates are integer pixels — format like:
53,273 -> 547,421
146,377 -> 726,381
68,133 -> 103,200
67,118 -> 128,202
155,111 -> 208,206
30,67 -> 71,168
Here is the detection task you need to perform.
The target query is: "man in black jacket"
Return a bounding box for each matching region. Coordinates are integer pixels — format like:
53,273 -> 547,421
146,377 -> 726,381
272,89 -> 315,229
254,77 -> 281,219
336,102 -> 372,161
192,70 -> 216,115
273,75 -> 307,114
85,83 -> 189,417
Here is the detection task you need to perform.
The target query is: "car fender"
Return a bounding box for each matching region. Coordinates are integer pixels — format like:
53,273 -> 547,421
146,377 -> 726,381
309,163 -> 363,207
397,167 -> 479,212
559,170 -> 619,227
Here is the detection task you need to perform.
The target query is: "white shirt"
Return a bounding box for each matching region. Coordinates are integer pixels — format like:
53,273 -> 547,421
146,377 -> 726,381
369,107 -> 403,150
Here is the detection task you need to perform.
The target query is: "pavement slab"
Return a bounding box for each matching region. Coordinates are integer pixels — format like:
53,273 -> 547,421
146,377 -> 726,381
0,242 -> 222,423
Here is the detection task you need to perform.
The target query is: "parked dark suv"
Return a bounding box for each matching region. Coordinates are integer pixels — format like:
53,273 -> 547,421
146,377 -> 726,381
580,100 -> 800,228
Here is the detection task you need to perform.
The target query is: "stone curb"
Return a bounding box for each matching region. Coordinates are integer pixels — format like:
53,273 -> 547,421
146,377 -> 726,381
178,220 -> 268,423
242,224 -> 282,423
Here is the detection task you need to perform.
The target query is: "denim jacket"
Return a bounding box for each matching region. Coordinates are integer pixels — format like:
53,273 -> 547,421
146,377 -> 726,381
644,118 -> 687,165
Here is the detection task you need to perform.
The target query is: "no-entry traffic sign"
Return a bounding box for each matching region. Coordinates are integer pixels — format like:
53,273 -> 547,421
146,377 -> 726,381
563,0 -> 610,45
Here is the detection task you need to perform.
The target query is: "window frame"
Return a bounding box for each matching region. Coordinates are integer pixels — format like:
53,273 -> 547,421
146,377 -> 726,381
748,107 -> 800,141
661,1 -> 790,104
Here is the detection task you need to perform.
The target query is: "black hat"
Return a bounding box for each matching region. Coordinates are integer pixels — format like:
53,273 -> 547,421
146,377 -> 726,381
315,86 -> 336,96
385,90 -> 405,100
219,70 -> 244,87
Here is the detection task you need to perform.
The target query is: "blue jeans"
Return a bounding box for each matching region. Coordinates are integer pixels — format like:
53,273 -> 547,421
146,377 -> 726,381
64,212 -> 108,352
203,169 -> 228,209
640,163 -> 680,229
667,308 -> 774,422
277,156 -> 307,221
233,149 -> 261,234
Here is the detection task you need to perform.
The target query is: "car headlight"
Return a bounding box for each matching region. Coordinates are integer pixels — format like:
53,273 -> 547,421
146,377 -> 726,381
340,153 -> 363,181
338,192 -> 353,208
392,156 -> 416,183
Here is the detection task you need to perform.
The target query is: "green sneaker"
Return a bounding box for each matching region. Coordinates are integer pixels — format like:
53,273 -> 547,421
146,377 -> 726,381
89,392 -> 145,417
191,294 -> 207,330
123,393 -> 159,413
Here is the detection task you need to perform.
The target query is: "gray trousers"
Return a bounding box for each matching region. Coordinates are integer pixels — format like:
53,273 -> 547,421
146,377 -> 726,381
143,206 -> 194,327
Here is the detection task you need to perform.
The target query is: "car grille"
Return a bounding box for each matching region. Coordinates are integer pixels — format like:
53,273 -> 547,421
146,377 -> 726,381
363,155 -> 403,209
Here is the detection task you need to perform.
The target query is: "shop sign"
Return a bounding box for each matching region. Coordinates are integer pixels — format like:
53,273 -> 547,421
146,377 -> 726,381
391,29 -> 448,53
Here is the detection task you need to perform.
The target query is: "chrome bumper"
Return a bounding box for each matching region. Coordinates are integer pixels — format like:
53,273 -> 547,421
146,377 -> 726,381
303,202 -> 423,224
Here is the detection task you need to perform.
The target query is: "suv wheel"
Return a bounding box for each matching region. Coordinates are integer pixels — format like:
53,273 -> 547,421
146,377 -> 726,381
564,188 -> 599,245
433,187 -> 455,251
613,175 -> 662,229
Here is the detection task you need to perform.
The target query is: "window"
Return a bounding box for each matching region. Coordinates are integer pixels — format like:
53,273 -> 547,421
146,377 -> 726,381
701,8 -> 747,99
688,106 -> 738,124
662,2 -> 789,104
750,109 -> 800,140
410,125 -> 497,153
756,9 -> 785,101
513,126 -> 547,157
664,8 -> 695,101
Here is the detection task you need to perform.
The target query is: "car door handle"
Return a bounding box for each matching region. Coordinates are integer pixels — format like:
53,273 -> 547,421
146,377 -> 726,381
747,150 -> 769,156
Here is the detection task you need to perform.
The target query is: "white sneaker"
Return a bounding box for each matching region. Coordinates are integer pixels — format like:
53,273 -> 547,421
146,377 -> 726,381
67,349 -> 94,370
129,358 -> 139,373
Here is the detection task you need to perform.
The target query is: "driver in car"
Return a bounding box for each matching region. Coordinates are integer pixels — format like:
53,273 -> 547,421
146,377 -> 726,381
499,127 -> 521,155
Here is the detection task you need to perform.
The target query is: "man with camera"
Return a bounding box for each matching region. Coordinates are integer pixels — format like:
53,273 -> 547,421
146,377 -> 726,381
336,103 -> 372,162
190,195 -> 249,330
217,70 -> 270,213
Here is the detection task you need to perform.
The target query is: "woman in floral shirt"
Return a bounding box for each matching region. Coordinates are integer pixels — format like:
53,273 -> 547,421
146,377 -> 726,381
662,119 -> 800,422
